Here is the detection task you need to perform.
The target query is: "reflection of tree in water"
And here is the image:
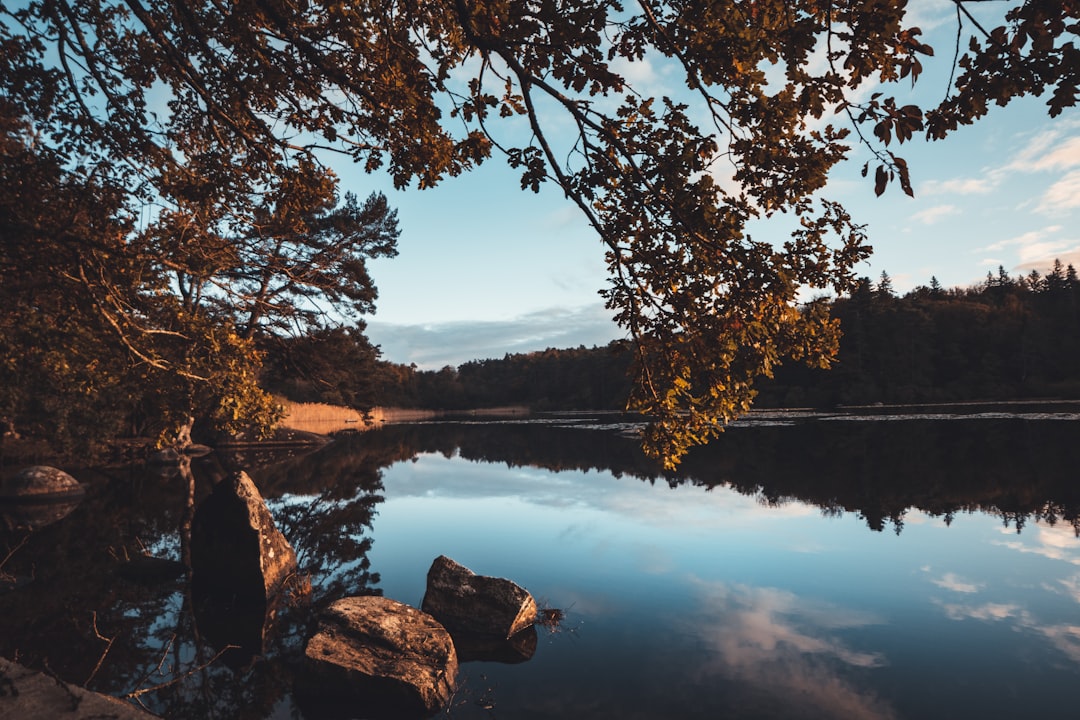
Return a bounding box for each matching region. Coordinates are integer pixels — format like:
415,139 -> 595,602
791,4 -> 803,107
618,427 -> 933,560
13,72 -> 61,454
681,419 -> 1080,536
0,446 -> 390,719
348,417 -> 1080,536
251,449 -> 388,606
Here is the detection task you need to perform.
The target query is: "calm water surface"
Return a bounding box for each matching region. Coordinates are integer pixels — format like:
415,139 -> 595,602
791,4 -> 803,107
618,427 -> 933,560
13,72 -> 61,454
2,408 -> 1080,719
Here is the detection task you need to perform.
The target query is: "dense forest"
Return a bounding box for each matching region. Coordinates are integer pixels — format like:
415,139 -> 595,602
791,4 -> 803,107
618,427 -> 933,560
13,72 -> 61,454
279,260 -> 1080,413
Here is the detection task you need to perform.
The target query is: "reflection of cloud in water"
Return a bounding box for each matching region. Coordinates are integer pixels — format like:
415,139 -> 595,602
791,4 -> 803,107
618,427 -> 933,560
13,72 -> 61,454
936,601 -> 1026,622
930,572 -> 983,594
994,521 -> 1080,566
935,598 -> 1080,666
685,581 -> 896,720
386,452 -> 817,531
636,544 -> 673,574
1037,624 -> 1080,663
931,526 -> 1080,669
1053,574 -> 1080,604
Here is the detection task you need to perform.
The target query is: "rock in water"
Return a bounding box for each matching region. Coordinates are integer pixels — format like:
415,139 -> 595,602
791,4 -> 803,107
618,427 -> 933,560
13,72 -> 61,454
421,555 -> 537,639
190,471 -> 297,660
0,466 -> 84,499
301,596 -> 458,718
0,466 -> 85,530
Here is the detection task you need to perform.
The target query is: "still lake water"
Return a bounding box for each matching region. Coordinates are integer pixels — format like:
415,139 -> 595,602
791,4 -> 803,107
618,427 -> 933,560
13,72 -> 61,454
3,407 -> 1080,718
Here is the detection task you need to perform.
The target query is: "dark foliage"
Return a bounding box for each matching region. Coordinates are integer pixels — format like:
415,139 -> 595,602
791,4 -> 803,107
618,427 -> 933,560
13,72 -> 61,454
758,262 -> 1080,407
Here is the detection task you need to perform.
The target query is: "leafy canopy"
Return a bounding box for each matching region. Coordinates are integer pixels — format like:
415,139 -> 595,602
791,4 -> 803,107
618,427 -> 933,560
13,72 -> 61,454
2,0 -> 1077,462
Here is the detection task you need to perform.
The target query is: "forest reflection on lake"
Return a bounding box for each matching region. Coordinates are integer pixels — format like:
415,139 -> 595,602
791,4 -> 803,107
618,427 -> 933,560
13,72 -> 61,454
2,407 -> 1080,719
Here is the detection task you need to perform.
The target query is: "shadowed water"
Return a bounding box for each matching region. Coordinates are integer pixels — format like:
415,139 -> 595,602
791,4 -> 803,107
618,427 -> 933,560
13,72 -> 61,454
2,407 -> 1079,718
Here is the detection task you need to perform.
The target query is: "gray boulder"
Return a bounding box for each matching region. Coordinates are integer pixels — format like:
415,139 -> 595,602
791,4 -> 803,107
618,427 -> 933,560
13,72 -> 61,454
302,596 -> 458,718
421,555 -> 537,639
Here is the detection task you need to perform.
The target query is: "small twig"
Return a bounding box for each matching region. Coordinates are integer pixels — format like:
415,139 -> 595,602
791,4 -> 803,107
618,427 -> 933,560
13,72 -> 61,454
123,642 -> 239,699
952,0 -> 992,40
0,534 -> 29,580
84,611 -> 115,687
125,633 -> 175,695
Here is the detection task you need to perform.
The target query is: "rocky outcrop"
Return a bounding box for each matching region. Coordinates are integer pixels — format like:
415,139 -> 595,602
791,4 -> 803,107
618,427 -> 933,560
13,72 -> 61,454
301,596 -> 458,719
190,471 -> 297,660
421,555 -> 537,640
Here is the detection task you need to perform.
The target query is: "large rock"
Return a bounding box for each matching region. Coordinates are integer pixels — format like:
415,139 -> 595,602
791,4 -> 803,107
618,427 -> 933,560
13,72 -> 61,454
301,596 -> 458,719
0,466 -> 85,530
421,555 -> 537,639
0,465 -> 84,500
190,471 -> 297,661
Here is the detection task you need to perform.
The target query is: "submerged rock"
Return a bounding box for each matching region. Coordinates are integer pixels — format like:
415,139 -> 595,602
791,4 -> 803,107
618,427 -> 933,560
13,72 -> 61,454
301,596 -> 458,719
421,555 -> 537,640
190,471 -> 297,661
452,625 -> 538,664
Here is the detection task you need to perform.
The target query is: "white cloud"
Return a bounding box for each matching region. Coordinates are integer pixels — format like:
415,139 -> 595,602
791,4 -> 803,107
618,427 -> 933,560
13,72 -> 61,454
543,203 -> 587,229
1015,249 -> 1080,274
1010,133 -> 1080,173
980,124 -> 1080,215
978,226 -> 1075,267
905,0 -> 963,32
609,55 -> 659,87
1037,170 -> 1080,213
911,204 -> 959,224
367,304 -> 621,369
919,178 -> 996,195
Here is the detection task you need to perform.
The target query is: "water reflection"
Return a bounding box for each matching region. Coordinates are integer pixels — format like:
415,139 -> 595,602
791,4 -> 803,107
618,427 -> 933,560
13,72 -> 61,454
687,582 -> 895,720
297,415 -> 1080,536
0,413 -> 1078,718
0,496 -> 83,531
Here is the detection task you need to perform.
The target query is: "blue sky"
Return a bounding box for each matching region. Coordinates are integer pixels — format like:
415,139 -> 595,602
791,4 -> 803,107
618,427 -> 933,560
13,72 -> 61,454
337,1 -> 1080,369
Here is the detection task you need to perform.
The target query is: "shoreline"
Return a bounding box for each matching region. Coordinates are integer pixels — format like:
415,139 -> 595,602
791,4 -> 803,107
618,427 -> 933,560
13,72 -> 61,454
276,401 -> 531,436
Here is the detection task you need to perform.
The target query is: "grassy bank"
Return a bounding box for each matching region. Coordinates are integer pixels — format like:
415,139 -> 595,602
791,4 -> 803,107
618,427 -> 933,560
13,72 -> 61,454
276,401 -> 529,435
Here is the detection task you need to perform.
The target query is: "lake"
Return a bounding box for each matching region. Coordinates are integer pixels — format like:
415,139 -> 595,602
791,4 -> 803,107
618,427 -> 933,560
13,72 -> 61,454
2,406 -> 1080,719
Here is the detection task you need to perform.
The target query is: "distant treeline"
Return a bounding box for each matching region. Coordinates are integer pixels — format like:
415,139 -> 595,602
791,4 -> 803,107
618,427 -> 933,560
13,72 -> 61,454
760,260 -> 1080,407
261,260 -> 1080,411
